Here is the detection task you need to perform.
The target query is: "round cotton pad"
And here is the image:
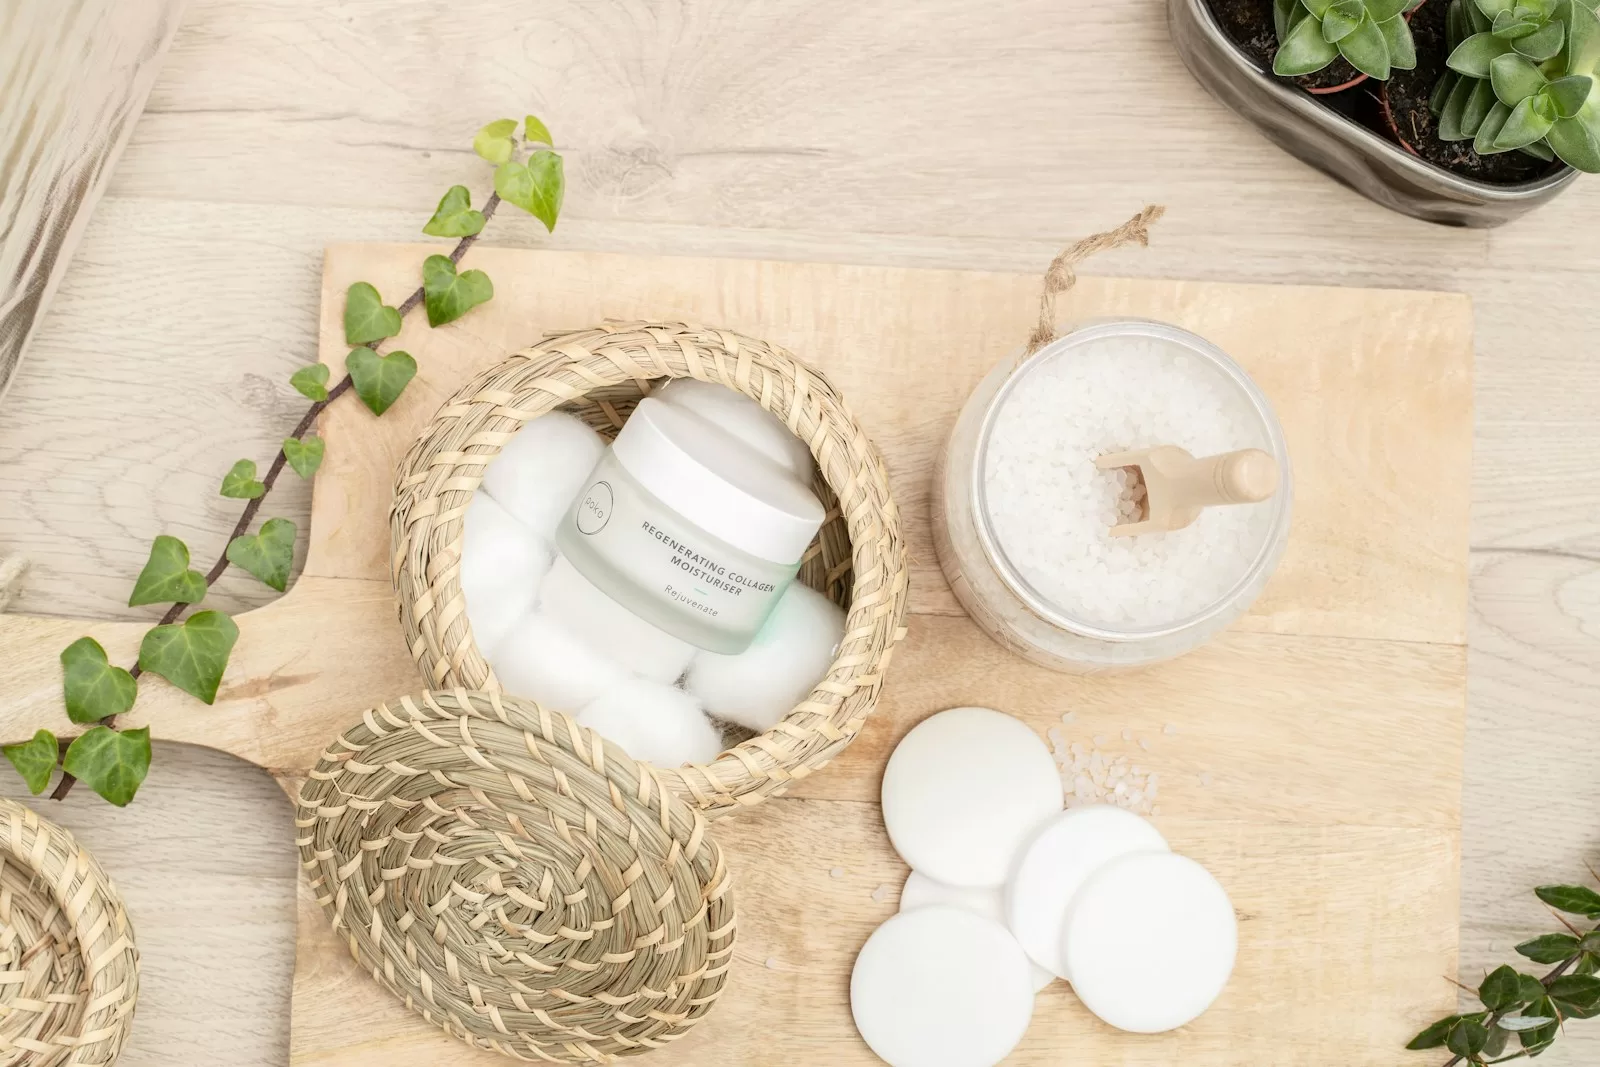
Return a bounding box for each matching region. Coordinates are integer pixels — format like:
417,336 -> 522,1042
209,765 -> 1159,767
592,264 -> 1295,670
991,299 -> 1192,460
1006,805 -> 1170,980
880,707 -> 1061,887
851,906 -> 1034,1067
1063,851 -> 1237,1033
900,873 -> 1053,991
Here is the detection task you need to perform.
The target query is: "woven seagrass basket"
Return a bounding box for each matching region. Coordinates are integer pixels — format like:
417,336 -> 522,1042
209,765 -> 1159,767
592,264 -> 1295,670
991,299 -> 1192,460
298,689 -> 735,1063
390,321 -> 909,818
0,798 -> 139,1066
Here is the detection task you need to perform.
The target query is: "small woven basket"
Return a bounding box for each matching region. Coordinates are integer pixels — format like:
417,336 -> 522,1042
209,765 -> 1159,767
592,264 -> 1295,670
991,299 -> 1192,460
296,689 -> 736,1063
0,799 -> 139,1066
391,321 -> 909,818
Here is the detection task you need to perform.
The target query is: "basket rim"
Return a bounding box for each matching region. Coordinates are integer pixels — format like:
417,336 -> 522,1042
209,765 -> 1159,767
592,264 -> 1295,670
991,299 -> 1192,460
389,320 -> 909,819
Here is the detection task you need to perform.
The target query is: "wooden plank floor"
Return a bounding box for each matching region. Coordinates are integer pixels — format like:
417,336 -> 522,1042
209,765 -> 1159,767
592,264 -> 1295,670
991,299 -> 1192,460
0,0 -> 1596,1063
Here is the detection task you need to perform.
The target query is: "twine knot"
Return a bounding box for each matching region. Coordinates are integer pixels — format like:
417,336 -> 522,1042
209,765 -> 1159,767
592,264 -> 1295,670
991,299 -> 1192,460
1024,205 -> 1167,357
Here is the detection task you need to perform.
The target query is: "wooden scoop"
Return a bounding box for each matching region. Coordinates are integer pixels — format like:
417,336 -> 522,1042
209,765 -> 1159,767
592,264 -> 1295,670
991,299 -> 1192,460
1095,445 -> 1280,537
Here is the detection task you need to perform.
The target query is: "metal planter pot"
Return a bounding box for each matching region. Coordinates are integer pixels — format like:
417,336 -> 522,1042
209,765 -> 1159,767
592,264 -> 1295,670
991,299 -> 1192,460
1168,0 -> 1579,227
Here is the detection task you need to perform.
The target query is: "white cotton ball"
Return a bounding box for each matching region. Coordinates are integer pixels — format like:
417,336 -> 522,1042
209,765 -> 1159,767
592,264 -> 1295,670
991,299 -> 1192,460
480,412 -> 606,539
683,582 -> 844,732
460,492 -> 554,658
580,677 -> 725,767
539,555 -> 696,683
490,611 -> 630,714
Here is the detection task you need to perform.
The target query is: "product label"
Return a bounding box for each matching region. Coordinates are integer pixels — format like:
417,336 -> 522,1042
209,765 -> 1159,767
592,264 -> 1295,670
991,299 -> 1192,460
565,466 -> 798,643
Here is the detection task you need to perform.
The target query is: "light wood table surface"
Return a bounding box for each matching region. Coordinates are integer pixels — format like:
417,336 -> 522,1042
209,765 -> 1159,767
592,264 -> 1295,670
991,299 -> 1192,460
1,1 -> 1597,1063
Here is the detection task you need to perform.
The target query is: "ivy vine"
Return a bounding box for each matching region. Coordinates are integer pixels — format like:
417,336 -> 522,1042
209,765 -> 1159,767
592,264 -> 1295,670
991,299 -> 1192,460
3,116 -> 564,806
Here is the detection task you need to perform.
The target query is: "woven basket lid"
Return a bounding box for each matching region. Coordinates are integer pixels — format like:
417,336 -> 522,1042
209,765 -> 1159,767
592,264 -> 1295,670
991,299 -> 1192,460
0,798 -> 139,1066
296,689 -> 737,1063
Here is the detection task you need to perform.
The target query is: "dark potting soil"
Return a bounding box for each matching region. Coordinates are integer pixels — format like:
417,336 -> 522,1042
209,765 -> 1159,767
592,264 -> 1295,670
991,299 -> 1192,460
1208,0 -> 1367,92
1382,0 -> 1559,183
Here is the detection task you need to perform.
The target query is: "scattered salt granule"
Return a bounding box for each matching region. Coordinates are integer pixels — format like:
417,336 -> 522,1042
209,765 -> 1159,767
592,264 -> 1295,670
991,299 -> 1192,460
1121,729 -> 1133,741
1046,726 -> 1163,817
766,957 -> 780,970
982,336 -> 1273,628
1093,734 -> 1108,746
1163,723 -> 1178,735
871,884 -> 893,904
1199,771 -> 1214,787
830,867 -> 846,879
1138,738 -> 1151,751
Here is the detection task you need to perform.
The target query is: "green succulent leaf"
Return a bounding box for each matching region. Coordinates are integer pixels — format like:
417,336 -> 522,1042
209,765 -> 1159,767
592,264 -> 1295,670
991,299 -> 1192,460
1548,72 -> 1594,113
62,726 -> 150,807
1477,0 -> 1519,17
523,114 -> 553,146
1497,93 -> 1560,145
226,517 -> 296,593
1495,8 -> 1545,35
1407,1014 -> 1461,1050
2,730 -> 58,795
289,363 -> 330,402
282,436 -> 324,479
1536,884 -> 1600,917
1462,74 -> 1501,132
473,118 -> 517,165
421,254 -> 494,328
1521,134 -> 1560,157
345,347 -> 417,417
1304,0 -> 1339,18
1369,0 -> 1411,20
1451,30 -> 1516,74
129,535 -> 207,607
1515,18 -> 1567,56
1433,68 -> 1461,114
1325,1 -> 1365,40
138,610 -> 238,705
1480,964 -> 1528,1010
1518,933 -> 1582,963
1380,13 -> 1419,67
493,149 -> 564,231
1447,0 -> 1472,42
1339,14 -> 1394,77
1276,0 -> 1305,38
59,636 -> 137,725
343,282 -> 401,346
1564,0 -> 1600,78
1476,99 -> 1516,150
220,459 -> 266,500
1440,73 -> 1475,136
1277,8 -> 1344,71
1493,50 -> 1552,101
1446,1014 -> 1489,1057
1520,995 -> 1561,1051
422,185 -> 486,238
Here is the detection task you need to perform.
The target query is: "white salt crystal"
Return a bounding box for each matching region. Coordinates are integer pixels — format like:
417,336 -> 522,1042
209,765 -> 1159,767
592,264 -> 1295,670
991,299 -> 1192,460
982,335 -> 1273,628
831,867 -> 846,879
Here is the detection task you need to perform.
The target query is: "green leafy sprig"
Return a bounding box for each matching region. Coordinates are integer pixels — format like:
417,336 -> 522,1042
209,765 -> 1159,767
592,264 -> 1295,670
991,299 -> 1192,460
1408,876 -> 1600,1063
9,115 -> 564,806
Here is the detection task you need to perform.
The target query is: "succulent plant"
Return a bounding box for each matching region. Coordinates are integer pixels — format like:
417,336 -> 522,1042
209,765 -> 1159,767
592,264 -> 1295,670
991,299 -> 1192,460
1273,0 -> 1420,80
1432,0 -> 1600,170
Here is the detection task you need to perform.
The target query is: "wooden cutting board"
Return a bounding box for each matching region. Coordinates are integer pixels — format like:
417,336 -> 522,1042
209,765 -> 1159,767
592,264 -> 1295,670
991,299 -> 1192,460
0,245 -> 1472,1065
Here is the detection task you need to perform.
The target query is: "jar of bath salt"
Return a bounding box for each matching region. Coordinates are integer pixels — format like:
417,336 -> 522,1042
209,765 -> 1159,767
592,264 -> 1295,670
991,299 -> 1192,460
933,319 -> 1292,672
556,396 -> 825,655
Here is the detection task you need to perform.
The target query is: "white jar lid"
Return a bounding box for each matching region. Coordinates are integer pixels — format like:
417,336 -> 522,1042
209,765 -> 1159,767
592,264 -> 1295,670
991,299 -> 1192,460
611,397 -> 825,564
654,378 -> 817,483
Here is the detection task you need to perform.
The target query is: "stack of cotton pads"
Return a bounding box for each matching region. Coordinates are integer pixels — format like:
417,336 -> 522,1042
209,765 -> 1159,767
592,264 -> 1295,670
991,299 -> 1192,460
851,707 -> 1236,1067
461,385 -> 845,768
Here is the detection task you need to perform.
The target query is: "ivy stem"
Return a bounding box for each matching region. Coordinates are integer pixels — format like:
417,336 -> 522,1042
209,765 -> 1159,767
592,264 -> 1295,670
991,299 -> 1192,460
49,191 -> 503,801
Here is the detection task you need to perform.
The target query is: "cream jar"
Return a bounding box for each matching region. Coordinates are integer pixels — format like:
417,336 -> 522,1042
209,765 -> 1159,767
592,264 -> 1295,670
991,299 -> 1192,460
556,396 -> 825,655
933,319 -> 1292,673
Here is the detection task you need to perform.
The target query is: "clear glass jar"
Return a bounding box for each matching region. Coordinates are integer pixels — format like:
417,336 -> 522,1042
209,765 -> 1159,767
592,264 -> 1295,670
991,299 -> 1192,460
932,319 -> 1293,673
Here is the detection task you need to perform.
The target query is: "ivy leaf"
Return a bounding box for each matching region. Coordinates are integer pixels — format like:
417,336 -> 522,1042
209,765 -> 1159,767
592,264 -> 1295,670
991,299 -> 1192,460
1536,884 -> 1600,917
1547,973 -> 1600,1016
138,611 -> 238,704
59,637 -> 137,725
523,113 -> 553,146
422,254 -> 494,327
226,518 -> 296,593
62,727 -> 151,807
1498,1011 -> 1558,1031
345,347 -> 417,417
473,118 -> 517,164
1407,1014 -> 1461,1049
290,363 -> 330,402
493,149 -> 564,231
282,436 -> 324,479
1480,964 -> 1527,1010
1520,995 -> 1560,1051
2,730 -> 58,795
1445,1014 -> 1488,1057
220,459 -> 266,499
1519,972 -> 1551,1003
1518,933 -> 1581,964
128,535 -> 208,607
422,185 -> 485,238
343,282 -> 401,346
